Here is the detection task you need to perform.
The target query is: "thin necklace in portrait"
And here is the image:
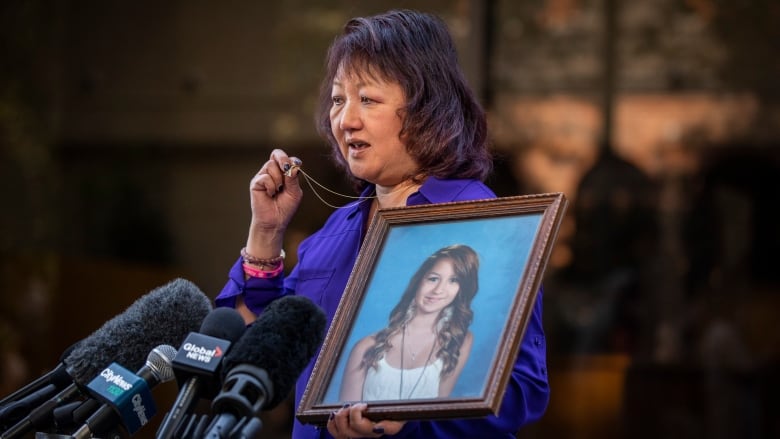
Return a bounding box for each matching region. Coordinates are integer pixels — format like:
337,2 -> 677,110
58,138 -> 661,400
399,325 -> 437,399
404,325 -> 428,361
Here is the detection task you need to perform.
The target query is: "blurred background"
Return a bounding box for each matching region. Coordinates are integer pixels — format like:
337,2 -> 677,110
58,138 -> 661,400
1,0 -> 778,438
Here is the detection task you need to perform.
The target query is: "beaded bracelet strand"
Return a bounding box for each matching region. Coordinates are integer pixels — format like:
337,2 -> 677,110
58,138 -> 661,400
240,247 -> 285,267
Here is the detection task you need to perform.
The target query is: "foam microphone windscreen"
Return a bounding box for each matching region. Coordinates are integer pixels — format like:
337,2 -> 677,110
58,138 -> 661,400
63,278 -> 212,386
199,307 -> 249,341
220,295 -> 326,410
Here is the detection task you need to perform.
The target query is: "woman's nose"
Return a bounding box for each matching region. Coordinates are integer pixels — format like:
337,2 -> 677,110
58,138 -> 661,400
339,100 -> 362,131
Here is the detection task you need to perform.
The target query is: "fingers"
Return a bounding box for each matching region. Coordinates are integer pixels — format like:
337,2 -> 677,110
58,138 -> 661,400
373,419 -> 406,436
271,148 -> 303,180
327,403 -> 385,438
251,149 -> 303,197
327,404 -> 352,439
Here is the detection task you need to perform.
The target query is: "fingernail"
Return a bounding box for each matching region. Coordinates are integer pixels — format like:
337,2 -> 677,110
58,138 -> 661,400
277,184 -> 284,193
328,411 -> 335,421
293,158 -> 302,166
341,403 -> 351,409
283,163 -> 291,172
372,426 -> 385,434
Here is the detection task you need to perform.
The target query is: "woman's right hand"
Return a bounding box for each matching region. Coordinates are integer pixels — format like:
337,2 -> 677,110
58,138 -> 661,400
245,149 -> 304,257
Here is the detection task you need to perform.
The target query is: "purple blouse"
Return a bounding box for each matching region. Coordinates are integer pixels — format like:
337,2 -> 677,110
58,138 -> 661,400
216,177 -> 549,438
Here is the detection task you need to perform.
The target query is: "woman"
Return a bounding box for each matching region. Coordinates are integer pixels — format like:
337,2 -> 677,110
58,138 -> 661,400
340,245 -> 478,402
216,9 -> 549,439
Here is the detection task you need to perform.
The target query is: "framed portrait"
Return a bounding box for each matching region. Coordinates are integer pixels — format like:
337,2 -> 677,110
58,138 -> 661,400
296,193 -> 567,424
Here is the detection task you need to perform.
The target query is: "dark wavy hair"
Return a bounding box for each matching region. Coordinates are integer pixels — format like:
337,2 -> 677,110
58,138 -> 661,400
316,9 -> 492,190
361,244 -> 480,377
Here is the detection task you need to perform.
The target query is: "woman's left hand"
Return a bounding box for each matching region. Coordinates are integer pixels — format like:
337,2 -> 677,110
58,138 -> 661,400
327,403 -> 405,438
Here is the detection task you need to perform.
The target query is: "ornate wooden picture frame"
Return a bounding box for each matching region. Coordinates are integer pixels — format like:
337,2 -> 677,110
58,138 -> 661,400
297,193 -> 567,424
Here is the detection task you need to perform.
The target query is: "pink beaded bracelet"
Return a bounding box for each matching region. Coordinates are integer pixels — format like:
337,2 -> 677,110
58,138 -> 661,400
242,262 -> 284,279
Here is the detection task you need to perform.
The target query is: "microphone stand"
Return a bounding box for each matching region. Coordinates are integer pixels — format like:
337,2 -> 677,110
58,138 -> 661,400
202,415 -> 263,439
156,378 -> 201,439
234,418 -> 263,439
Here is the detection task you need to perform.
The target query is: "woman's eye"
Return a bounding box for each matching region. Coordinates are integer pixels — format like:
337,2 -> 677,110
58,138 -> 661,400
360,96 -> 374,104
332,96 -> 344,105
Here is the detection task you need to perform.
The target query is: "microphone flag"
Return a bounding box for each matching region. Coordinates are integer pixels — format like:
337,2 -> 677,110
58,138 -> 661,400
85,363 -> 156,435
171,333 -> 230,394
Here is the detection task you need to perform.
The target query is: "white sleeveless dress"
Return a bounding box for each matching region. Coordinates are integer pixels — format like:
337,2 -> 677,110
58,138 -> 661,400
362,356 -> 443,401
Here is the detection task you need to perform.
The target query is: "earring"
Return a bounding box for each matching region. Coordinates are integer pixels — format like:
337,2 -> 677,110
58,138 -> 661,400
403,301 -> 416,325
437,306 -> 453,332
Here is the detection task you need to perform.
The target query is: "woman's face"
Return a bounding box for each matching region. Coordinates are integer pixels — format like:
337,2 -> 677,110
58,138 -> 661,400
414,258 -> 460,315
329,66 -> 419,186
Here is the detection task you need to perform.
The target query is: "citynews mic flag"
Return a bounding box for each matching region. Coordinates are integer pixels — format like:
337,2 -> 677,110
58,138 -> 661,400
85,363 -> 156,435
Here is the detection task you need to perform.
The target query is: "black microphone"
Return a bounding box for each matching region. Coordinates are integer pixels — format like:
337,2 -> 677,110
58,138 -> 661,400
0,377 -> 70,431
174,414 -> 211,439
155,307 -> 247,439
0,278 -> 212,439
0,343 -> 80,429
202,296 -> 326,439
72,344 -> 178,438
51,399 -> 101,432
0,343 -> 77,410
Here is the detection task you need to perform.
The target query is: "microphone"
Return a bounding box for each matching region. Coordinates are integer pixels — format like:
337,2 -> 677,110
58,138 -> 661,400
72,344 -> 178,438
0,377 -> 71,431
173,414 -> 211,439
202,295 -> 326,439
155,307 -> 247,439
0,278 -> 212,439
0,343 -> 79,428
51,399 -> 101,432
0,343 -> 77,410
